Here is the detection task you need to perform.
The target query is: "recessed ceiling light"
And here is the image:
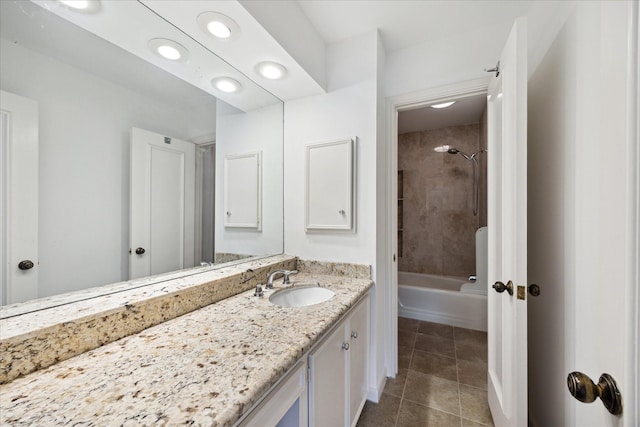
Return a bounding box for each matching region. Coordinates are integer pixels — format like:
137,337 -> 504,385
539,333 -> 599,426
433,145 -> 451,153
148,39 -> 189,62
59,0 -> 100,12
207,21 -> 231,38
211,77 -> 242,93
255,61 -> 287,80
430,101 -> 456,109
197,12 -> 241,41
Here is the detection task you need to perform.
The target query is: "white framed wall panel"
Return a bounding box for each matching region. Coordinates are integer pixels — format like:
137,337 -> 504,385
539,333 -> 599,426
224,151 -> 262,229
305,138 -> 355,232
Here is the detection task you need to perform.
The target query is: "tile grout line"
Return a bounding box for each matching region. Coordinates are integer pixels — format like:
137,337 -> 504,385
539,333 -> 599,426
394,346 -> 413,427
454,327 -> 464,427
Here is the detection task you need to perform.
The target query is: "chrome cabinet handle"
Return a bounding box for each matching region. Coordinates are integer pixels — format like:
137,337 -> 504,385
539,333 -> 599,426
351,331 -> 358,339
567,372 -> 622,415
342,342 -> 350,351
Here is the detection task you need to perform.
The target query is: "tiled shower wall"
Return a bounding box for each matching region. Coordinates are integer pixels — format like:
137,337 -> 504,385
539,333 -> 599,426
398,121 -> 487,277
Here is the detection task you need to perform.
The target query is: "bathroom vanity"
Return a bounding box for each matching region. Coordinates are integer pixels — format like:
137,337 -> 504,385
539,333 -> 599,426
0,257 -> 372,427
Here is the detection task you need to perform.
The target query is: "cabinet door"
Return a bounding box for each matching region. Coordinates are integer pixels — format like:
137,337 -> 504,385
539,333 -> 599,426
240,361 -> 307,427
309,323 -> 348,427
349,297 -> 369,427
305,138 -> 355,231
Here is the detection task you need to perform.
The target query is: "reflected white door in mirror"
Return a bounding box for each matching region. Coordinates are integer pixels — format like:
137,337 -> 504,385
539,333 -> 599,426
0,90 -> 39,305
130,127 -> 196,280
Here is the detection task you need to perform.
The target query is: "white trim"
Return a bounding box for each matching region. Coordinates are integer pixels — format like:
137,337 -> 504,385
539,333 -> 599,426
625,1 -> 639,424
367,372 -> 386,403
192,133 -> 216,145
194,143 -> 216,264
384,77 -> 490,378
0,111 -> 7,305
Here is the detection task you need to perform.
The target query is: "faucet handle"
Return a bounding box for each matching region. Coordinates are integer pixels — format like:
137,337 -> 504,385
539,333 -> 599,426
283,270 -> 298,284
254,284 -> 264,297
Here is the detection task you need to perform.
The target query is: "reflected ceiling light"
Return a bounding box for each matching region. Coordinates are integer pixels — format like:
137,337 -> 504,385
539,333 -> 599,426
255,61 -> 287,80
197,12 -> 241,41
433,145 -> 451,153
59,0 -> 100,12
148,39 -> 189,62
211,77 -> 242,93
430,101 -> 456,109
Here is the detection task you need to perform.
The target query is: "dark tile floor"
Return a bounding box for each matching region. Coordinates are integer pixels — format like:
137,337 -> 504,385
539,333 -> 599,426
357,318 -> 494,427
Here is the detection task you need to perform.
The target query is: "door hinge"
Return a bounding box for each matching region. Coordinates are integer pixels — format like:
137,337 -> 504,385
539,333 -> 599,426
517,285 -> 526,300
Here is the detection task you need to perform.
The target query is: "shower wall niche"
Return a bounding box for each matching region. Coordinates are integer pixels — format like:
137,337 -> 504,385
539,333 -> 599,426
398,119 -> 487,277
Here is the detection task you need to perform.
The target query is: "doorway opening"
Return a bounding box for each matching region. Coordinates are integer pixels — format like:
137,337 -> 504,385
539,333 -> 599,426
384,77 -> 490,377
396,93 -> 488,330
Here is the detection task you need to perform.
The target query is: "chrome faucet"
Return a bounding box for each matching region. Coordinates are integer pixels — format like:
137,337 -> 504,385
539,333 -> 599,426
266,269 -> 298,289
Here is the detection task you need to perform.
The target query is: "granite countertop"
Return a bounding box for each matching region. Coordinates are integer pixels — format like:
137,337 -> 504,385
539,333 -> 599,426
0,273 -> 372,426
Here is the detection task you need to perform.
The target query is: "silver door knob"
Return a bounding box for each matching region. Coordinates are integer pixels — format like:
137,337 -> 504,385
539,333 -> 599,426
351,331 -> 358,339
567,372 -> 622,415
342,342 -> 350,351
135,247 -> 146,255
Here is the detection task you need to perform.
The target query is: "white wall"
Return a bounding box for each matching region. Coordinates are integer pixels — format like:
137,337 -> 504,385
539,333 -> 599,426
284,31 -> 378,265
385,1 -> 575,99
283,30 -> 387,397
0,39 -> 216,297
215,101 -> 284,257
527,14 -> 576,426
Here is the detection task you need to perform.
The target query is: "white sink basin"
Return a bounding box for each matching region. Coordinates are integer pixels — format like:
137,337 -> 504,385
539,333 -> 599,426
269,284 -> 335,307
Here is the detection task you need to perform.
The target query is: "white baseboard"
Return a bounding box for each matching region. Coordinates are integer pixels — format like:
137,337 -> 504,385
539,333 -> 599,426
366,369 -> 387,403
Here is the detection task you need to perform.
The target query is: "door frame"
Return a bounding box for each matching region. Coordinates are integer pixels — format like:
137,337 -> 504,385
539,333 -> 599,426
384,77 -> 491,376
626,1 -> 639,423
194,138 -> 216,265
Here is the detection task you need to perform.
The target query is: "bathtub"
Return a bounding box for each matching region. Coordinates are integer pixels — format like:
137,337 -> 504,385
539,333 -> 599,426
397,271 -> 487,331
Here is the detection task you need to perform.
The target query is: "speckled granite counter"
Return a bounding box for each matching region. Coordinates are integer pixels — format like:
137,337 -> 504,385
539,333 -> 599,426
0,272 -> 372,426
0,255 -> 297,384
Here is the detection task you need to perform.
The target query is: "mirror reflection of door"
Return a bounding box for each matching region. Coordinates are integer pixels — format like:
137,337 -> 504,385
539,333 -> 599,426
129,127 -> 196,280
0,90 -> 39,305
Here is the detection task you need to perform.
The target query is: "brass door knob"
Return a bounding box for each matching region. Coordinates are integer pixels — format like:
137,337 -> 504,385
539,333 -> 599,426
493,280 -> 514,296
18,260 -> 34,270
567,372 -> 622,416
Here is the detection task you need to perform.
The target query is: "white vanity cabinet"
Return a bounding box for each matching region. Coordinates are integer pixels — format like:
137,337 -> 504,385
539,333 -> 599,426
238,361 -> 308,427
309,295 -> 369,427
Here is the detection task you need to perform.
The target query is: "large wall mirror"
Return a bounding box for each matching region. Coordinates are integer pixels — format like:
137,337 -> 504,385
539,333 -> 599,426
0,0 -> 284,309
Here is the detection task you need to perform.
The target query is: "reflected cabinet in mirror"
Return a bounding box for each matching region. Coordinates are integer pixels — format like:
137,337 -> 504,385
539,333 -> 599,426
0,0 -> 283,308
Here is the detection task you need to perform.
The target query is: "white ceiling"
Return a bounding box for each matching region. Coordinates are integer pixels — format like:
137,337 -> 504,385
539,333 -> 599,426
398,94 -> 486,134
293,0 -> 534,131
296,0 -> 535,52
0,0 -> 214,110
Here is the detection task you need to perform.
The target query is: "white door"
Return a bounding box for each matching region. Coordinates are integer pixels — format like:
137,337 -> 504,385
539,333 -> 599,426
486,18 -> 528,427
570,2 -> 636,425
130,127 -> 195,280
0,90 -> 38,305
